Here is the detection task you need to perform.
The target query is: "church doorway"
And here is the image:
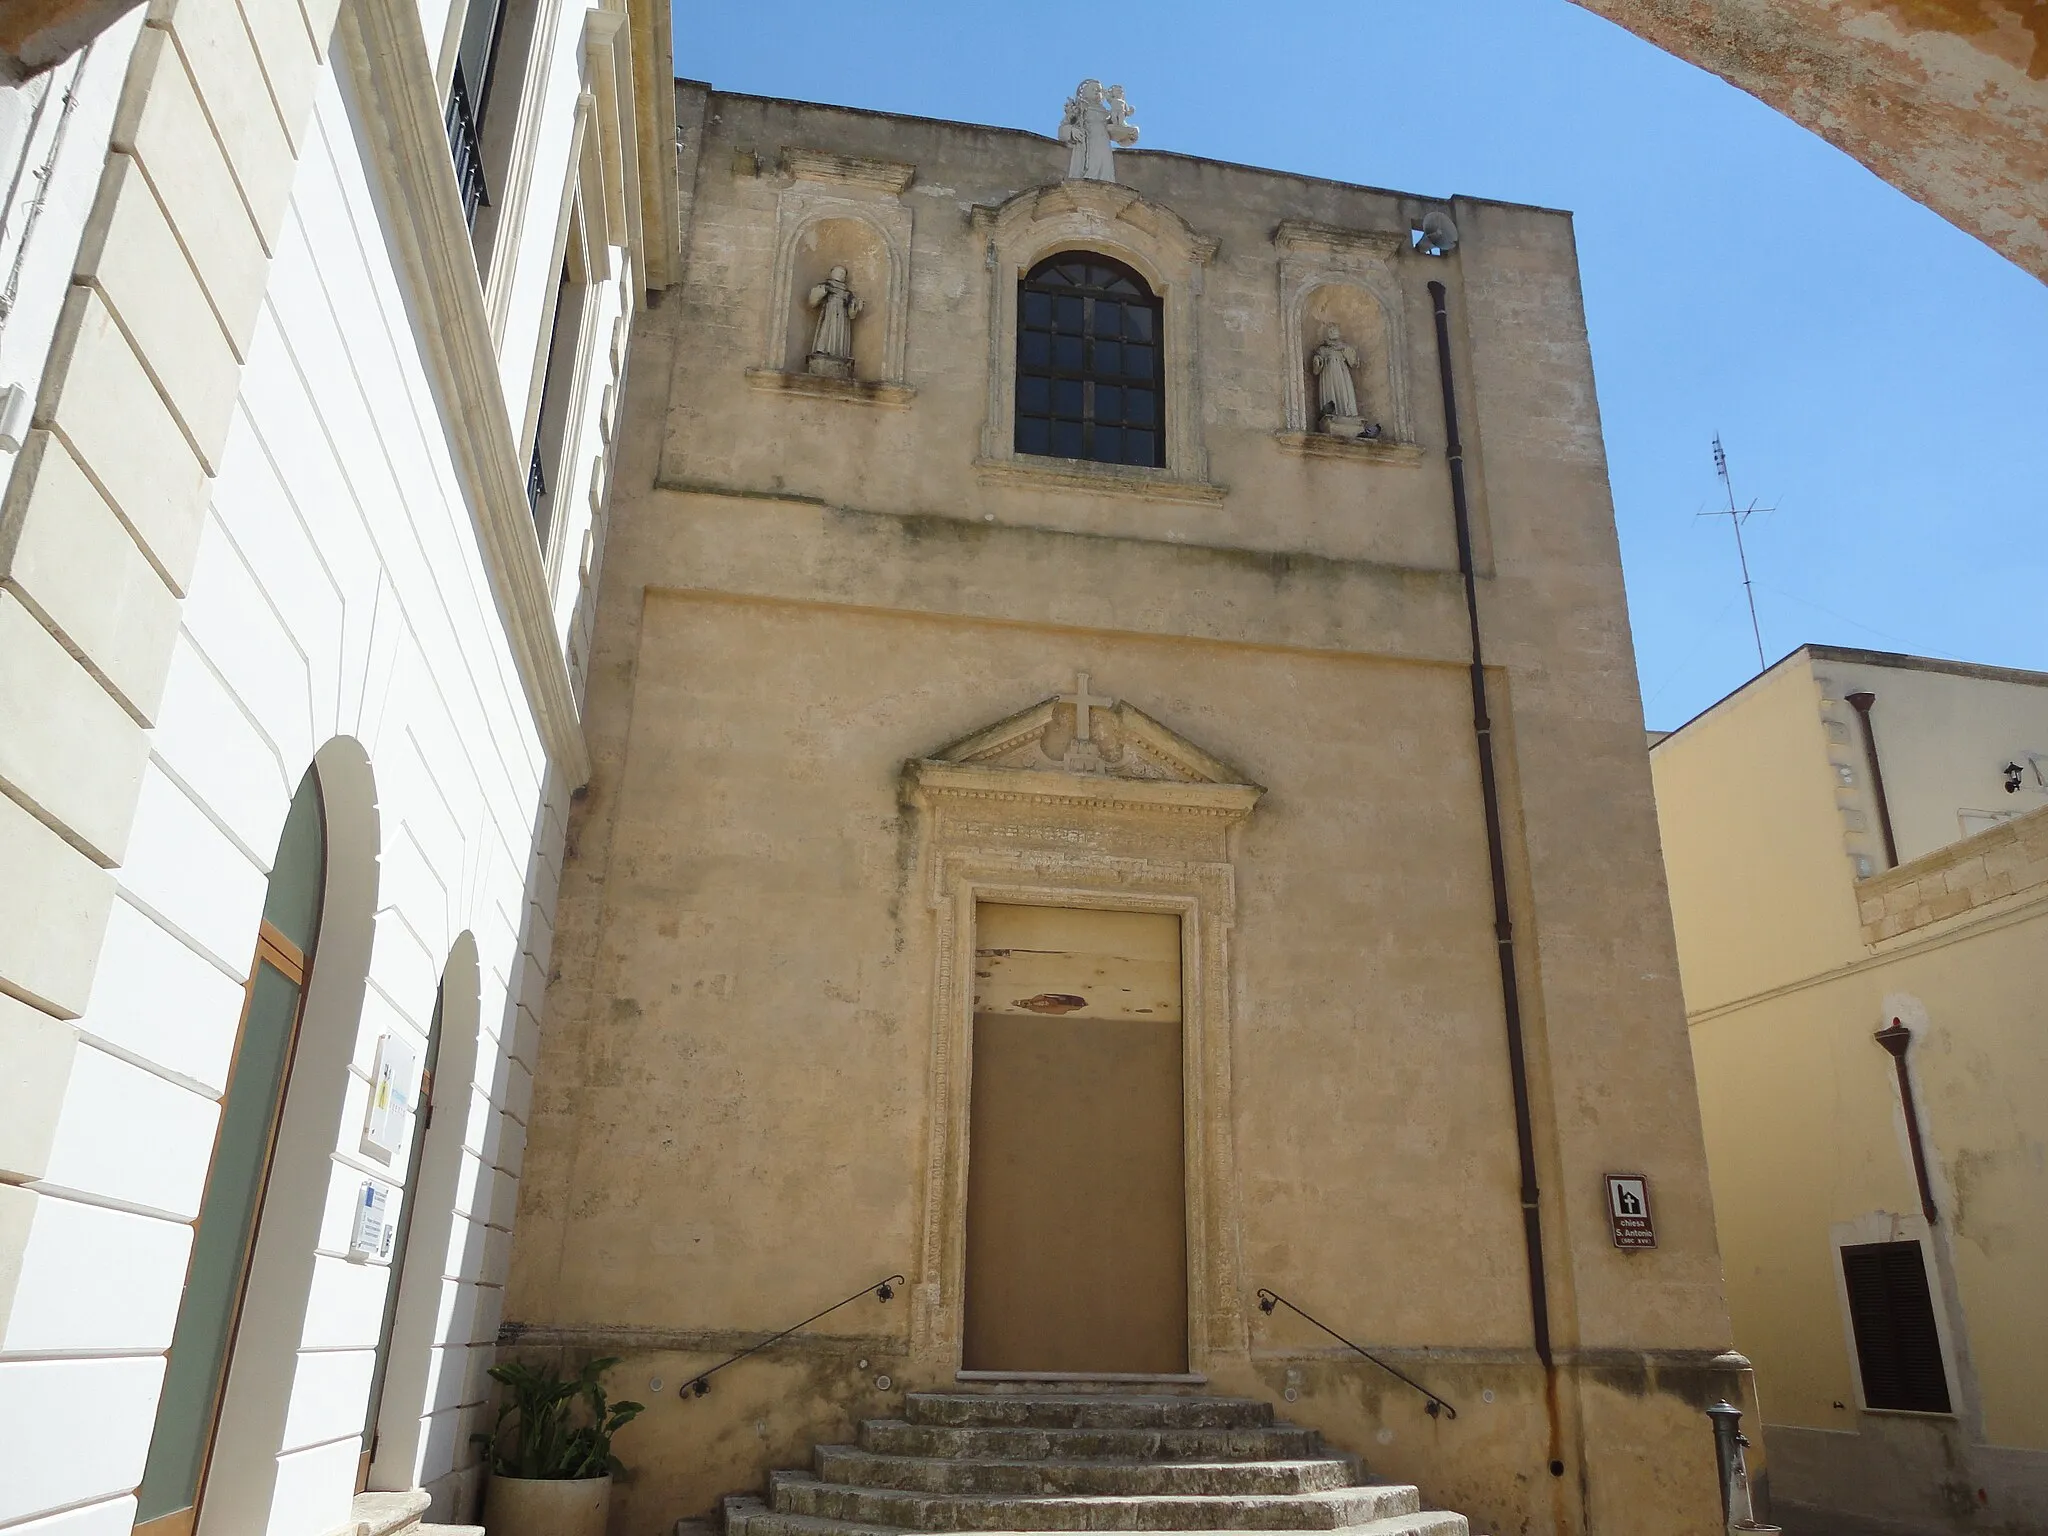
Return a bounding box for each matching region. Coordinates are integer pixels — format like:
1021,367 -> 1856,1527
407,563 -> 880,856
964,903 -> 1187,1373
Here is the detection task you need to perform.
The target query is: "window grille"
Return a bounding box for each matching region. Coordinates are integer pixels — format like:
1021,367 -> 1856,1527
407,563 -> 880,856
1015,254 -> 1164,468
1841,1240 -> 1951,1413
444,61 -> 490,229
526,434 -> 547,526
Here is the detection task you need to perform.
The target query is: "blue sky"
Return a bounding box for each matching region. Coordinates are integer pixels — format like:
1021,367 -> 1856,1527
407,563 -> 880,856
671,0 -> 2048,729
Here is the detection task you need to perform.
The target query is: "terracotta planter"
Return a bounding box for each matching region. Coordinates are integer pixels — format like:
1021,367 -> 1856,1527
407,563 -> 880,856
482,1473 -> 611,1536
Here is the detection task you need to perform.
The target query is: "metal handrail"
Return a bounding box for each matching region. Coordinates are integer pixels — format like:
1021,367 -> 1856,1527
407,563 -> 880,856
681,1274 -> 905,1397
1255,1288 -> 1458,1421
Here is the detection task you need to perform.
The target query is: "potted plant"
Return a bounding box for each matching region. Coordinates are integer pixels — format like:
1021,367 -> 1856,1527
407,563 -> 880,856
474,1355 -> 644,1536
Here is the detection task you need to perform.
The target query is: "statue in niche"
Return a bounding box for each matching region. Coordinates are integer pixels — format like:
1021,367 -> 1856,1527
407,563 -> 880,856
1311,324 -> 1382,441
805,266 -> 864,378
1059,79 -> 1138,182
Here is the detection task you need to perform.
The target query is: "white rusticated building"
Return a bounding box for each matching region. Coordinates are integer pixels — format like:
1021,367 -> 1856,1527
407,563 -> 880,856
0,2 -> 675,1534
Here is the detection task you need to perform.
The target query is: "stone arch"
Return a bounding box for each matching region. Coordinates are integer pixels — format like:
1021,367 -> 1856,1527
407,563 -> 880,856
973,181 -> 1219,482
198,736 -> 380,1536
1018,230 -> 1174,300
364,933 -> 482,1494
1566,0 -> 2046,282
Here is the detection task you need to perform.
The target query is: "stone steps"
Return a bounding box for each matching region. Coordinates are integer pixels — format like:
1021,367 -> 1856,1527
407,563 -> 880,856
905,1394 -> 1275,1430
857,1421 -> 1328,1462
769,1470 -> 1421,1530
814,1449 -> 1364,1497
719,1390 -> 1468,1536
723,1499 -> 1468,1536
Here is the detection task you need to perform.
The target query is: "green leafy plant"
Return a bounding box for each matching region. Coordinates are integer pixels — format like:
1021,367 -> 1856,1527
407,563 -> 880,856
473,1356 -> 645,1479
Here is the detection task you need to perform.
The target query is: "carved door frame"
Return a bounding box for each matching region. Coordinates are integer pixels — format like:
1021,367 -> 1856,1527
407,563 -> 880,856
904,761 -> 1259,1378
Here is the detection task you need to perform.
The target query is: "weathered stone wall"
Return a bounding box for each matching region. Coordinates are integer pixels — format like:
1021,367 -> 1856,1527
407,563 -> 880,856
510,87 -> 1732,1536
1569,0 -> 2048,279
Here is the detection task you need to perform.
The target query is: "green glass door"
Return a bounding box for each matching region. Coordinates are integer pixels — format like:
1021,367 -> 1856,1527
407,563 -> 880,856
136,777 -> 325,1535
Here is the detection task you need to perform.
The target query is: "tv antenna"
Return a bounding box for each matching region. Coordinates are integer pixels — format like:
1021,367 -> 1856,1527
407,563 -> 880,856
1704,434 -> 1772,674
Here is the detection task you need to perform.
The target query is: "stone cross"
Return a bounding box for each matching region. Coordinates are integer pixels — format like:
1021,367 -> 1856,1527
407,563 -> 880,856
1060,672 -> 1114,741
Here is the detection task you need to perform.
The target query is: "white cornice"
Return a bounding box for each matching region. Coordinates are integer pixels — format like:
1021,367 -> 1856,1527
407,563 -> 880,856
626,0 -> 678,291
336,0 -> 591,785
583,5 -> 645,278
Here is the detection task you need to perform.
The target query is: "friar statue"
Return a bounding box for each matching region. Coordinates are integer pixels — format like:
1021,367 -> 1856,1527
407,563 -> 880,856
1059,79 -> 1138,182
805,266 -> 863,379
1311,324 -> 1381,440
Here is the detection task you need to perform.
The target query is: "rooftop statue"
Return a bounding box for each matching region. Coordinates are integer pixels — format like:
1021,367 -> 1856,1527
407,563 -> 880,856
1059,79 -> 1138,182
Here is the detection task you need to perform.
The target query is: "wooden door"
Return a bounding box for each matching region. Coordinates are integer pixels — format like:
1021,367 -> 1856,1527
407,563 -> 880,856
964,904 -> 1187,1373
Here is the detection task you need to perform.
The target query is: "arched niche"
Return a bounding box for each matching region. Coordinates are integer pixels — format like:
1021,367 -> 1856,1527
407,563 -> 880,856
1298,282 -> 1397,435
777,213 -> 892,378
197,737 -> 380,1536
756,181 -> 912,394
365,934 -> 483,1496
1272,220 -> 1417,450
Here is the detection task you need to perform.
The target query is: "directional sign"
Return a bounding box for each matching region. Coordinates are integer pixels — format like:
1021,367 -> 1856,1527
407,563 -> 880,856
1606,1174 -> 1656,1250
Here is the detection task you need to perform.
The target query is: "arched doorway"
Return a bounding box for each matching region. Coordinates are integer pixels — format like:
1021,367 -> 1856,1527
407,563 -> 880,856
362,936 -> 482,1496
134,771 -> 327,1536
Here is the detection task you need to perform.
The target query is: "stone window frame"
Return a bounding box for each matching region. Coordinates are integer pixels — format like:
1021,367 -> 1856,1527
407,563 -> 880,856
749,153 -> 916,405
901,759 -> 1261,1378
972,181 -> 1221,502
1272,219 -> 1424,465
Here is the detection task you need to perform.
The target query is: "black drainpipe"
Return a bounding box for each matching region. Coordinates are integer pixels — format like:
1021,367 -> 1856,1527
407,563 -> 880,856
1845,691 -> 1899,869
1874,1019 -> 1938,1224
1427,280 -> 1554,1373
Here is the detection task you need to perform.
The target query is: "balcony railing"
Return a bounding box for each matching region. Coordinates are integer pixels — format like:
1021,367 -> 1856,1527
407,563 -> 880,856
445,63 -> 490,229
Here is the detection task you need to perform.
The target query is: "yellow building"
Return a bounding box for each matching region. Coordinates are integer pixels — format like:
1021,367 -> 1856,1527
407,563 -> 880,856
1650,645 -> 2048,1533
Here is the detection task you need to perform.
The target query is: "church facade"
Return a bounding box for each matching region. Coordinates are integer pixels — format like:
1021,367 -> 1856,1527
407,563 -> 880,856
505,83 -> 1744,1535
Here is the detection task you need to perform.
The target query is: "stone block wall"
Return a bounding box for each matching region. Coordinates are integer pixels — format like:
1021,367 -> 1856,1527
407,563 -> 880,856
1859,801 -> 2048,943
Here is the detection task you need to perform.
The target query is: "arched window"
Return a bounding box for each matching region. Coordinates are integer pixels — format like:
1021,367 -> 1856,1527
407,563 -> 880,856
359,985 -> 442,1490
135,773 -> 326,1536
1015,254 -> 1163,468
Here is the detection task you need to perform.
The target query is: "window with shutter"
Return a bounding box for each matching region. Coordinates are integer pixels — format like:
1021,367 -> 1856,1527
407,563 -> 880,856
1840,1240 -> 1951,1413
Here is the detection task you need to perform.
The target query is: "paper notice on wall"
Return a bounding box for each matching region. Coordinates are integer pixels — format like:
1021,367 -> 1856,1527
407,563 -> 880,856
351,1180 -> 392,1261
362,1032 -> 417,1160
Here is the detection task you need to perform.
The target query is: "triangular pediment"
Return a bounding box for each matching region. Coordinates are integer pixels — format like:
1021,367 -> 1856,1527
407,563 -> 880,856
924,690 -> 1252,789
